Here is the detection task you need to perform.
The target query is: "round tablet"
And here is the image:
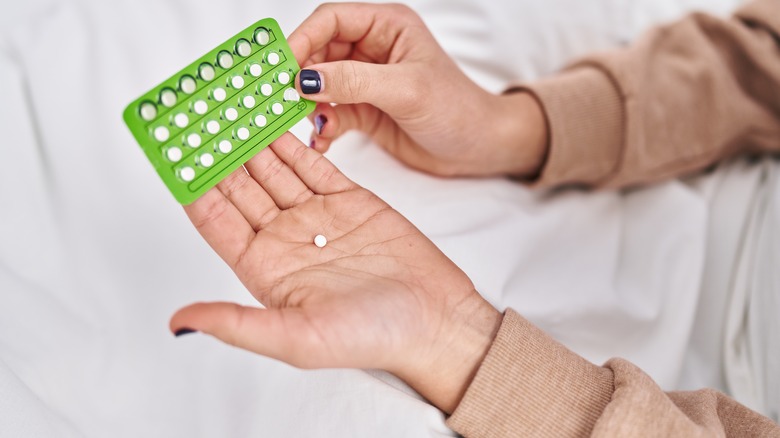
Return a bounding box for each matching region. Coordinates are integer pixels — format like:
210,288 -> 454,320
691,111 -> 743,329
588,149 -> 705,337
187,133 -> 202,147
235,39 -> 252,57
259,83 -> 273,96
180,75 -> 196,94
198,153 -> 214,167
314,234 -> 327,248
179,166 -> 195,182
166,146 -> 182,162
139,101 -> 157,121
205,120 -> 220,134
217,139 -> 232,154
242,95 -> 256,108
254,28 -> 270,45
266,52 -> 280,66
230,75 -> 245,89
154,126 -> 169,142
236,126 -> 250,141
270,102 -> 284,115
283,88 -> 300,102
217,50 -> 234,69
248,63 -> 262,77
193,100 -> 208,115
160,88 -> 177,107
224,107 -> 238,121
199,63 -> 215,81
173,113 -> 189,128
253,114 -> 267,127
276,71 -> 291,85
211,87 -> 226,102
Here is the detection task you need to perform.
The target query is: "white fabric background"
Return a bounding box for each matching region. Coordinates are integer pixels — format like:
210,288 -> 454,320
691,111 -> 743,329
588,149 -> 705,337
1,0 -> 776,436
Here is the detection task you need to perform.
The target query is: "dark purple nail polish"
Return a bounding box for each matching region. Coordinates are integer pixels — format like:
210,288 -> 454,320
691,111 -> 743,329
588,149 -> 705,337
314,114 -> 327,135
299,69 -> 321,94
309,139 -> 315,149
174,328 -> 197,337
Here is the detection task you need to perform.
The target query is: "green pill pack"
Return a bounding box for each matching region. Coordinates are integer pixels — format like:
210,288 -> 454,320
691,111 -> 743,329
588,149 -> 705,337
123,18 -> 314,205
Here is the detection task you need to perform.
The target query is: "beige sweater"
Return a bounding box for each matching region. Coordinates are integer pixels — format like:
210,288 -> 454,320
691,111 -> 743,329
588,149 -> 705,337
447,0 -> 780,436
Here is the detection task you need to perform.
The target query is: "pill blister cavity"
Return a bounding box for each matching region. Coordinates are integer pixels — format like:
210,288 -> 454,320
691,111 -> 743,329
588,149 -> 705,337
199,63 -> 216,81
140,101 -> 157,121
242,95 -> 256,108
230,75 -> 245,89
154,126 -> 170,142
266,52 -> 280,66
179,166 -> 195,182
254,28 -> 270,46
217,140 -> 233,154
253,114 -> 267,127
217,50 -> 234,69
270,102 -> 284,115
174,113 -> 189,128
283,88 -> 300,102
206,120 -> 220,134
259,83 -> 273,96
160,88 -> 177,107
236,126 -> 250,141
166,146 -> 183,162
187,133 -> 202,147
180,75 -> 197,94
224,107 -> 238,121
198,153 -> 215,167
248,63 -> 262,77
276,71 -> 291,85
193,100 -> 208,115
212,87 -> 227,102
235,39 -> 252,57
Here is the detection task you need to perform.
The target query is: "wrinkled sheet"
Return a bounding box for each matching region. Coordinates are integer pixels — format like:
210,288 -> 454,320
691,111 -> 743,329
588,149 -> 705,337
2,0 -> 775,436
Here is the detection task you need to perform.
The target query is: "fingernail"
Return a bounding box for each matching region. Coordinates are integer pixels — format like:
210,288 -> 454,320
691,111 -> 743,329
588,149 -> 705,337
300,69 -> 321,94
314,114 -> 327,135
309,139 -> 315,149
174,328 -> 197,337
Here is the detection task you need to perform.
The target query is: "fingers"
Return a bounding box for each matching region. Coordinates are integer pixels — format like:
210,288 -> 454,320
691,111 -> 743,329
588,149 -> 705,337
216,167 -> 279,232
170,302 -> 322,369
269,132 -> 356,194
243,141 -> 313,209
308,103 -> 401,155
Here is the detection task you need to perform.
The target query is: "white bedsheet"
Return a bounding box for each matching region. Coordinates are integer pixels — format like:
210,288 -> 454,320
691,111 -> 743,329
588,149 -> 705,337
3,0 -> 776,436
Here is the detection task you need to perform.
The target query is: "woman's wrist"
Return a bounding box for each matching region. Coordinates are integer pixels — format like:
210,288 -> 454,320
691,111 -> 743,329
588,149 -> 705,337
487,91 -> 549,178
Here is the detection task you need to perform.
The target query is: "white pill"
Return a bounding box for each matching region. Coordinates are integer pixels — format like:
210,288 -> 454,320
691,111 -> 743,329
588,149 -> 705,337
254,28 -> 270,45
259,83 -> 273,96
224,107 -> 238,121
179,166 -> 195,182
206,120 -> 220,134
198,153 -> 214,167
199,63 -> 215,81
154,126 -> 169,142
217,51 -> 234,69
314,234 -> 327,248
166,146 -> 182,162
187,133 -> 202,147
242,95 -> 256,108
271,102 -> 284,115
174,113 -> 189,128
236,127 -> 250,141
283,88 -> 300,102
140,102 -> 157,121
236,39 -> 252,57
266,52 -> 280,66
217,139 -> 232,154
230,75 -> 245,89
248,63 -> 262,77
211,87 -> 226,102
276,71 -> 291,85
253,114 -> 267,127
160,89 -> 177,107
193,100 -> 208,115
180,75 -> 197,94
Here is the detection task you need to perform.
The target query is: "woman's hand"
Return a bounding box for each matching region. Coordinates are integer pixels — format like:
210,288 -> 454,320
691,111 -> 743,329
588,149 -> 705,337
170,133 -> 501,413
288,3 -> 548,178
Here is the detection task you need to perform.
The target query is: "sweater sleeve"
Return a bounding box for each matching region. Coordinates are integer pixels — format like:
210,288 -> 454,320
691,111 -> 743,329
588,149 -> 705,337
513,0 -> 780,188
446,309 -> 780,437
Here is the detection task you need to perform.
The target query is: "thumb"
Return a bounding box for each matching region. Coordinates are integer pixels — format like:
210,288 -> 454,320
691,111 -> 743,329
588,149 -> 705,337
169,301 -> 319,369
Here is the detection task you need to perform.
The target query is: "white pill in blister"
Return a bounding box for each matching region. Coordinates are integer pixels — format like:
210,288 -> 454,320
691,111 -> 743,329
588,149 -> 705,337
230,75 -> 245,89
199,63 -> 215,81
187,133 -> 202,147
314,234 -> 327,248
166,146 -> 182,162
248,63 -> 262,77
206,120 -> 220,134
180,166 -> 195,182
253,114 -> 267,127
283,88 -> 300,102
276,71 -> 291,84
236,39 -> 252,57
266,52 -> 280,66
212,87 -> 226,102
236,127 -> 250,141
193,100 -> 208,115
218,51 -> 234,69
180,75 -> 197,94
224,107 -> 238,121
199,153 -> 214,167
140,102 -> 157,121
259,83 -> 273,96
242,95 -> 256,108
271,102 -> 284,115
217,140 -> 232,154
160,89 -> 177,107
254,28 -> 270,45
174,113 -> 189,128
154,126 -> 169,141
